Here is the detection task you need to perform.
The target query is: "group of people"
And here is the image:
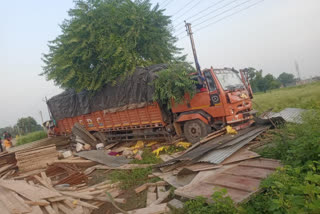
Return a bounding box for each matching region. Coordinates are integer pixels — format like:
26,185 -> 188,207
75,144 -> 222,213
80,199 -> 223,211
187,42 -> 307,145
0,131 -> 12,152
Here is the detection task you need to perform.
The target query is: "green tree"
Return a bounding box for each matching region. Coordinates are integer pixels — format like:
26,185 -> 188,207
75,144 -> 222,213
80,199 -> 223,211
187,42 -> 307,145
244,68 -> 281,92
264,74 -> 281,90
278,72 -> 295,87
42,0 -> 180,92
16,117 -> 42,135
153,62 -> 196,108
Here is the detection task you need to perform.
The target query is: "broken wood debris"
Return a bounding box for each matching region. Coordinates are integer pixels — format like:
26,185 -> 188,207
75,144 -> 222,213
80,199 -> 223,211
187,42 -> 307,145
0,172 -> 122,214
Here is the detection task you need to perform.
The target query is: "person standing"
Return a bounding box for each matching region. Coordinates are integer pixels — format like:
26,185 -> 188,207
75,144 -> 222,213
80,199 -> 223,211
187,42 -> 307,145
3,131 -> 12,150
0,137 -> 3,152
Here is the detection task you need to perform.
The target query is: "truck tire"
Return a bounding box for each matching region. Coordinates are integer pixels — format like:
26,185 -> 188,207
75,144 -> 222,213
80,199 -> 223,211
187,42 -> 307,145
184,119 -> 210,144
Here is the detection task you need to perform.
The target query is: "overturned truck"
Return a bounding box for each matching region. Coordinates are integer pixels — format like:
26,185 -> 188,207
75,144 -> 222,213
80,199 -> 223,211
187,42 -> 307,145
47,64 -> 255,143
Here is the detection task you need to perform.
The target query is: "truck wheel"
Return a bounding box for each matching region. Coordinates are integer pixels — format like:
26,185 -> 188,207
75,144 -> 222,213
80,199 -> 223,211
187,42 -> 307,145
184,120 -> 210,143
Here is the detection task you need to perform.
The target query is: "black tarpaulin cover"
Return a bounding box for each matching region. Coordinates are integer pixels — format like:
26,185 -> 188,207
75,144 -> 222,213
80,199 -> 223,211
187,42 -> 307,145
47,64 -> 167,121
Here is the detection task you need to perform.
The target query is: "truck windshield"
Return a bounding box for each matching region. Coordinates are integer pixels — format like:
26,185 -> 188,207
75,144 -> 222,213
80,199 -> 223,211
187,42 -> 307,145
215,70 -> 245,90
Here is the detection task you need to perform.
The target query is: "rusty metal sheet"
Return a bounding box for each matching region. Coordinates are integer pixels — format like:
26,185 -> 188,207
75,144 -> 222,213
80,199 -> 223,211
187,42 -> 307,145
174,158 -> 281,203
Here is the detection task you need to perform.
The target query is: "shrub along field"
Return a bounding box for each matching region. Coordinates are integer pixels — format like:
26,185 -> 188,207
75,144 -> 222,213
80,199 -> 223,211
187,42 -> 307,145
16,130 -> 47,146
253,81 -> 320,113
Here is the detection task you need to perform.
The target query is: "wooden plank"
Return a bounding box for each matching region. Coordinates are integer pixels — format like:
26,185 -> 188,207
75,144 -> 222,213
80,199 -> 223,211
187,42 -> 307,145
44,205 -> 57,214
0,180 -> 60,201
0,164 -> 14,174
239,158 -> 281,170
157,186 -> 166,199
64,199 -> 76,209
51,202 -> 59,214
0,200 -> 11,214
149,191 -> 170,207
205,174 -> 261,192
57,203 -> 76,214
222,148 -> 260,165
135,181 -> 167,194
135,183 -> 149,193
118,203 -> 169,214
224,166 -> 274,179
0,186 -> 32,213
60,191 -> 94,200
30,205 -> 44,214
25,200 -> 50,206
65,197 -> 98,209
146,191 -> 157,206
53,159 -> 95,164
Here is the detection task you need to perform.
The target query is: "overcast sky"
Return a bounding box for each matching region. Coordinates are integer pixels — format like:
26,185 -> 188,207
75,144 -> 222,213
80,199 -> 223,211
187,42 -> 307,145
1,0 -> 319,127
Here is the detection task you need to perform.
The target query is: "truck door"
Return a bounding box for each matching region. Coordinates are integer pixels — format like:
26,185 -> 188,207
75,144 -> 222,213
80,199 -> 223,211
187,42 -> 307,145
203,69 -> 227,118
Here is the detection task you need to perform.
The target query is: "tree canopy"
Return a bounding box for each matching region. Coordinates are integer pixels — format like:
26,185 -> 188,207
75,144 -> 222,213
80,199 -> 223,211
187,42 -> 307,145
244,67 -> 283,92
278,72 -> 295,87
16,117 -> 42,135
0,116 -> 42,137
42,0 -> 180,92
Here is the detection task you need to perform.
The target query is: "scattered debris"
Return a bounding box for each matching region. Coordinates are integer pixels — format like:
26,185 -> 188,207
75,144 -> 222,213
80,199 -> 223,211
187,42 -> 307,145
155,125 -> 269,172
75,150 -> 130,167
0,173 -> 122,214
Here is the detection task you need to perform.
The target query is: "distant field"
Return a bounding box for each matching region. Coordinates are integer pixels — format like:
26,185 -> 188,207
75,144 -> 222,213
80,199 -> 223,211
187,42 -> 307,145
253,81 -> 320,113
16,131 -> 47,146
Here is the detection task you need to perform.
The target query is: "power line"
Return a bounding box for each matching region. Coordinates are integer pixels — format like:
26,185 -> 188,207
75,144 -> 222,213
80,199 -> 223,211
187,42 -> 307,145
174,0 -> 228,29
172,0 -> 203,22
170,0 -> 194,18
162,0 -> 175,9
175,0 -> 242,33
196,0 -> 254,27
178,0 -> 264,40
174,0 -> 240,35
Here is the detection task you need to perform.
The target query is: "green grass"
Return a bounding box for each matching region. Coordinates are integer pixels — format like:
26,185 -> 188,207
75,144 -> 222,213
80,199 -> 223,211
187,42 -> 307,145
253,81 -> 320,113
16,131 -> 48,146
109,167 -> 160,189
109,149 -> 162,189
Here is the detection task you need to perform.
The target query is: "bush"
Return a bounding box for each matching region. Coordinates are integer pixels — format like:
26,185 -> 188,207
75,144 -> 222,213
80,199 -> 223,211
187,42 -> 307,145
16,131 -> 48,145
184,189 -> 238,214
243,163 -> 320,214
243,110 -> 320,213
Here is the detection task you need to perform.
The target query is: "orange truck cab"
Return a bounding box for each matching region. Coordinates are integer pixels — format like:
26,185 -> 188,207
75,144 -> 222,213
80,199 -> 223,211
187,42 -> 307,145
172,67 -> 254,143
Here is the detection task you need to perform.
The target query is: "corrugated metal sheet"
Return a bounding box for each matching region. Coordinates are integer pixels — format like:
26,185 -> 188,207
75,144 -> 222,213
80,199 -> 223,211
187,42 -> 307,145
198,129 -> 266,164
263,108 -> 305,124
156,125 -> 269,168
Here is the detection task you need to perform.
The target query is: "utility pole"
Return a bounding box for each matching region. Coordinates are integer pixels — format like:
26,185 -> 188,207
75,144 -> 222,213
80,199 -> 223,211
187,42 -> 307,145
294,60 -> 301,81
185,21 -> 203,85
39,110 -> 46,131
